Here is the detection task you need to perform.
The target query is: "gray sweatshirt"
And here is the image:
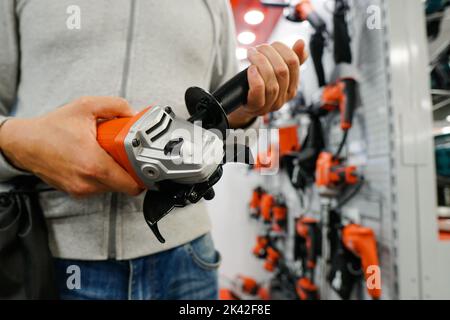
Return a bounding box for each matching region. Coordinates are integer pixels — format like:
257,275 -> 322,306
0,0 -> 253,260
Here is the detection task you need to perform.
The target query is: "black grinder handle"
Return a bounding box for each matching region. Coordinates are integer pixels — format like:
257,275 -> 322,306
212,68 -> 249,115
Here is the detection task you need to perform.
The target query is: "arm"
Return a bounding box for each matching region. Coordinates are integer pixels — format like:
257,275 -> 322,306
0,4 -> 141,197
0,0 -> 28,182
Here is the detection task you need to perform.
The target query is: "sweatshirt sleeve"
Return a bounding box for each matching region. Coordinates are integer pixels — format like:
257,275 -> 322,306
0,1 -> 28,182
210,0 -> 262,131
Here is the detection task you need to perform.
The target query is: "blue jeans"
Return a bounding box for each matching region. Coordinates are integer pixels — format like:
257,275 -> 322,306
54,233 -> 221,300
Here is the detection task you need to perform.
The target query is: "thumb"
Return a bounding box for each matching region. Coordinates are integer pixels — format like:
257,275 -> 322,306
88,97 -> 135,119
292,39 -> 309,65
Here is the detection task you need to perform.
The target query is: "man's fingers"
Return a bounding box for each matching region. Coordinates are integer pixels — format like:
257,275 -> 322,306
78,96 -> 135,119
247,65 -> 266,114
256,44 -> 290,111
247,47 -> 279,113
293,39 -> 308,65
272,41 -> 301,100
94,148 -> 143,196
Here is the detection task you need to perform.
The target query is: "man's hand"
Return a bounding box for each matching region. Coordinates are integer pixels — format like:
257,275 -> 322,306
228,39 -> 308,128
0,97 -> 143,198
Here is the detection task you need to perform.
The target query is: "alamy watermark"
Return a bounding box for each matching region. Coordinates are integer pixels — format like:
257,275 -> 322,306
66,265 -> 81,290
66,5 -> 81,30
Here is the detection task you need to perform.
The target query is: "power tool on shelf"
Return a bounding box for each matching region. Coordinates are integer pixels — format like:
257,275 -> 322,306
252,234 -> 271,259
278,125 -> 301,157
236,275 -> 271,300
342,223 -> 381,299
315,152 -> 358,190
295,216 -> 322,275
282,106 -> 326,191
260,193 -> 275,225
272,195 -> 288,232
264,246 -> 282,272
296,277 -> 320,300
294,216 -> 322,300
97,69 -> 253,243
328,220 -> 381,300
321,0 -> 360,159
327,210 -> 363,300
249,186 -> 266,219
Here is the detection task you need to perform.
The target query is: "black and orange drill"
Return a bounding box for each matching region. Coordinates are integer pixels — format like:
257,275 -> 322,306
249,187 -> 266,219
278,125 -> 301,157
342,224 -> 382,300
237,275 -> 271,300
322,79 -> 358,131
316,152 -> 358,188
252,235 -> 270,259
296,277 -> 320,301
294,217 -> 322,300
272,196 -> 288,232
260,193 -> 275,225
264,247 -> 281,273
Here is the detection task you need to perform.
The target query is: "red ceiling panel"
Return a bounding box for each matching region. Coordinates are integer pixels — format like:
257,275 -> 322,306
230,0 -> 283,48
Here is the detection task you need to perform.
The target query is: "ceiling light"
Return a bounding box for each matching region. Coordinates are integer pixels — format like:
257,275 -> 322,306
238,31 -> 256,45
236,48 -> 248,60
446,115 -> 450,123
244,10 -> 265,25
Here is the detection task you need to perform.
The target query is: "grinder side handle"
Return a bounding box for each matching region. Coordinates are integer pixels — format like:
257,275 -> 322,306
212,68 -> 249,116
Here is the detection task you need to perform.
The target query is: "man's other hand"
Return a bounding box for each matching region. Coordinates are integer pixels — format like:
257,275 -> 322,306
228,39 -> 308,128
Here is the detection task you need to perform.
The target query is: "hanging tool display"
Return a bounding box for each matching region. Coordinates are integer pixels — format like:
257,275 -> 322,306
264,247 -> 282,272
279,125 -> 301,157
242,0 -> 375,302
327,218 -> 382,300
327,210 -> 364,300
260,193 -> 275,224
253,125 -> 300,173
236,275 -> 271,300
252,234 -> 271,259
324,0 -> 360,159
98,69 -> 254,243
272,195 -> 288,232
315,152 -> 358,191
295,217 -> 322,276
220,275 -> 271,301
251,234 -> 282,273
296,277 -> 320,300
249,186 -> 266,219
283,107 -> 326,191
294,216 -> 322,300
342,223 -> 381,299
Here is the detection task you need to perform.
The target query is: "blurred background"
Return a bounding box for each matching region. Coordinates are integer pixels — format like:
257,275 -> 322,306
208,0 -> 450,300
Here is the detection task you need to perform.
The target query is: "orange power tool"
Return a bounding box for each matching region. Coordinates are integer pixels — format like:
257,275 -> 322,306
315,152 -> 358,188
296,277 -> 320,301
249,187 -> 266,219
252,235 -> 270,259
342,224 -> 382,299
97,69 -> 252,243
296,217 -> 322,272
260,193 -> 275,225
237,276 -> 270,300
264,247 -> 281,272
322,79 -> 359,131
278,125 -> 301,157
272,196 -> 288,232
